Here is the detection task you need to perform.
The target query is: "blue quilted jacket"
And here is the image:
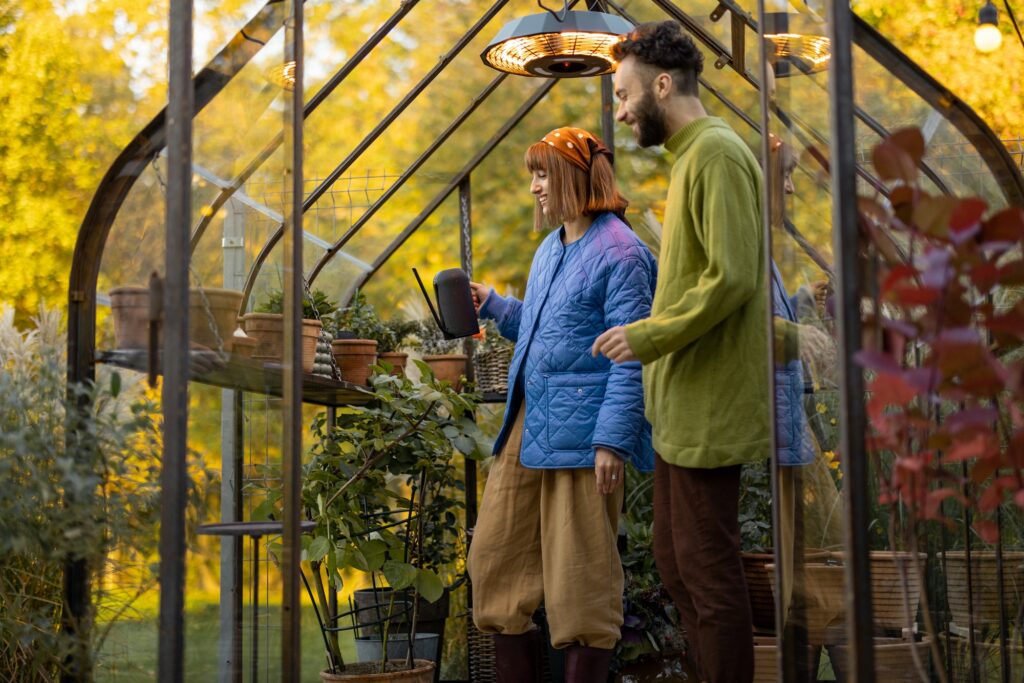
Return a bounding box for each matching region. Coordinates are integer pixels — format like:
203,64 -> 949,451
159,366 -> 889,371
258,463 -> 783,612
772,264 -> 815,466
480,212 -> 657,471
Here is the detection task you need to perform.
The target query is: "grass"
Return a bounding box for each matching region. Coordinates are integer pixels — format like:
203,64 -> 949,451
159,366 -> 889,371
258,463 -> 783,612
96,601 -> 354,682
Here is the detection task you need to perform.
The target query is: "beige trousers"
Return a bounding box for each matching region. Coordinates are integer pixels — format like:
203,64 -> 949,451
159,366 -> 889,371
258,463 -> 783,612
467,406 -> 625,649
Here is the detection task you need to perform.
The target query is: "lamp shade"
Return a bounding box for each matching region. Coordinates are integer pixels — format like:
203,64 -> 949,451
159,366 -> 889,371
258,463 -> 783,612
481,10 -> 633,77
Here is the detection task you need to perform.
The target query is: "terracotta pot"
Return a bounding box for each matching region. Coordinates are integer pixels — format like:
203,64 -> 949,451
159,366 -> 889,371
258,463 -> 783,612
831,637 -> 931,683
753,636 -> 778,683
944,551 -> 1024,629
946,631 -> 1024,682
767,562 -> 846,645
188,288 -> 243,353
110,286 -> 243,353
332,339 -> 378,386
241,313 -> 321,372
319,660 -> 434,683
742,549 -> 830,631
110,286 -> 151,350
231,334 -> 258,358
423,354 -> 468,390
377,352 -> 408,376
750,635 -> 823,683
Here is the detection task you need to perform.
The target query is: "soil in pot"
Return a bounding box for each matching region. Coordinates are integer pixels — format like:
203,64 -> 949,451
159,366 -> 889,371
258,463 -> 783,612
332,339 -> 378,385
423,354 -> 467,390
319,660 -> 434,683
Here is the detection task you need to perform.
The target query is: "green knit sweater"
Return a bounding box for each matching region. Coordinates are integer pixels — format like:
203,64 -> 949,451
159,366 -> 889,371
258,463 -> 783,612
625,117 -> 771,468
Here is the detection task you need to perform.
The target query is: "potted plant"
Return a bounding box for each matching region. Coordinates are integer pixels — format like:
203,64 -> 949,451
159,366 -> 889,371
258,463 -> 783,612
241,287 -> 327,372
328,293 -> 383,386
373,319 -> 420,377
414,320 -> 467,390
292,366 -> 485,681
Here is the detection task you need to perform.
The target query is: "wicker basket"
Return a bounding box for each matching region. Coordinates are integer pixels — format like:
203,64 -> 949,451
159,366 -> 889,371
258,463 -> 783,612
473,347 -> 512,394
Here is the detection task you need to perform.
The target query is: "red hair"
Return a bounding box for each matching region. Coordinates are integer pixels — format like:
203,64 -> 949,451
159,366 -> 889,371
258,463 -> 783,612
524,141 -> 628,230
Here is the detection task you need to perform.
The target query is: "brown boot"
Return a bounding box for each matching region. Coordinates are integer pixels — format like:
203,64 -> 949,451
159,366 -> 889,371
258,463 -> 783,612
493,629 -> 544,683
564,644 -> 614,683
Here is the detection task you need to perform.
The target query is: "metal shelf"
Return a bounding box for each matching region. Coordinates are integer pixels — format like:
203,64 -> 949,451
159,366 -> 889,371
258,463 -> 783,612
97,349 -> 373,407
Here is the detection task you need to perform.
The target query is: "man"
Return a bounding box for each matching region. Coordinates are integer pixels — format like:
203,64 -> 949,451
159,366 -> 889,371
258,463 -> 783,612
592,20 -> 771,683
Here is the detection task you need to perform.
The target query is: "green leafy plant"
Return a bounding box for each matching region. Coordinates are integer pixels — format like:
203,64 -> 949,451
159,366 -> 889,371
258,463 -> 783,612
255,287 -> 338,320
256,364 -> 484,674
328,292 -> 386,341
0,306 -> 214,680
377,319 -> 420,354
738,461 -> 773,553
414,319 -> 462,356
615,468 -> 685,669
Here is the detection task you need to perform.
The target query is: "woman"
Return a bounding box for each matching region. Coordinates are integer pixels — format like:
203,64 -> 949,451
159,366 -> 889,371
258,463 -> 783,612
466,127 -> 656,682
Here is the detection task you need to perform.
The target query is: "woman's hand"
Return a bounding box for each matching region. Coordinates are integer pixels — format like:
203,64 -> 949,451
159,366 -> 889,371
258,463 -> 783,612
595,447 -> 624,495
469,281 -> 493,313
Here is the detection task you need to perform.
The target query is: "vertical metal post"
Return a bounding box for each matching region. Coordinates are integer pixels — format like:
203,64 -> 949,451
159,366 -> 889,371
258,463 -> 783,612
828,0 -> 874,679
280,0 -> 303,675
459,177 -> 478,533
158,0 -> 193,678
589,0 -> 615,151
220,200 -> 246,683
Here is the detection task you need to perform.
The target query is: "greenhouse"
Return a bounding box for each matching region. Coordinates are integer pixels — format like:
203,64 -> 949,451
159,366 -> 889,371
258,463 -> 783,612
3,0 -> 1024,680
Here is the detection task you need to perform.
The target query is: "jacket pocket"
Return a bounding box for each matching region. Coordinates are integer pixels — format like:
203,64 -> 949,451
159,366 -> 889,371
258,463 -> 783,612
543,372 -> 607,451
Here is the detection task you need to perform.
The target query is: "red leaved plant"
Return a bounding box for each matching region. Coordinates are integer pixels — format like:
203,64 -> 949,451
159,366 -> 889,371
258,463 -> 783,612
856,127 -> 1024,543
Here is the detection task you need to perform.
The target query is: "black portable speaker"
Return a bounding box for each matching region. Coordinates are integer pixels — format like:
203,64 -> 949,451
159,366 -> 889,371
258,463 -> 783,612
413,267 -> 480,340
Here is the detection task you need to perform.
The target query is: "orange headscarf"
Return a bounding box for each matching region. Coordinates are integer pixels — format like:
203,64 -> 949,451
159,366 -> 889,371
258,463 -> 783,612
540,127 -> 612,173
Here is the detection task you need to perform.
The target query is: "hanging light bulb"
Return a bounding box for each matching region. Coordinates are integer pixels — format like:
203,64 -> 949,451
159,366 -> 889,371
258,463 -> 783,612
481,3 -> 633,78
974,0 -> 1003,52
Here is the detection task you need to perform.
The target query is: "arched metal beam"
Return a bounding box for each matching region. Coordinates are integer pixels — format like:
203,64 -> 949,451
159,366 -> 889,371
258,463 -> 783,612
68,0 -> 285,387
853,15 -> 1024,206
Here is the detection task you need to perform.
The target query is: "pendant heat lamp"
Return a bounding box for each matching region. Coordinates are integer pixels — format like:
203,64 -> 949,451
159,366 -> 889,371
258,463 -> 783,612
481,2 -> 633,77
762,0 -> 831,77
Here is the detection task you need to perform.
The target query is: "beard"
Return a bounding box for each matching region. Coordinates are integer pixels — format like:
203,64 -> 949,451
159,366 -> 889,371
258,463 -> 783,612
634,89 -> 669,148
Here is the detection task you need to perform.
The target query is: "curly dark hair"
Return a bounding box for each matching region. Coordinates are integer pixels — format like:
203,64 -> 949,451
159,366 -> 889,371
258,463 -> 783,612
611,21 -> 704,96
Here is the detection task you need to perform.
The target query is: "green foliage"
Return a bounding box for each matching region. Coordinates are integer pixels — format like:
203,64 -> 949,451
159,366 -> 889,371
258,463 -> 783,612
615,467 -> 685,667
254,365 -> 484,673
0,305 -> 214,680
738,461 -> 773,552
328,292 -> 385,342
377,319 -> 420,354
413,319 -> 462,356
254,288 -> 338,321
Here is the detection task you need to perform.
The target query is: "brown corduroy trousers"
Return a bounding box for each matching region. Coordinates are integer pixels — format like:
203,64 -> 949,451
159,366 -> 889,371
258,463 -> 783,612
467,406 -> 625,649
653,454 -> 754,683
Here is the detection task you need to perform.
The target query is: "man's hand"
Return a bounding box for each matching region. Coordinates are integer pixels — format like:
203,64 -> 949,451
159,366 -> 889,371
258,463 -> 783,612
469,281 -> 493,313
592,326 -> 639,363
594,447 -> 624,494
